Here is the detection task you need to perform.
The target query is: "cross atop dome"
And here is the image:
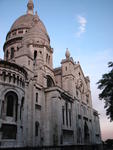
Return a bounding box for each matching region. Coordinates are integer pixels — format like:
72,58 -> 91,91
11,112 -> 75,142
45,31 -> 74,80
27,0 -> 34,15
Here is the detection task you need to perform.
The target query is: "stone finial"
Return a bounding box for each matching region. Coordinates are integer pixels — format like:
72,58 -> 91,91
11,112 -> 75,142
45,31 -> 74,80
27,0 -> 34,15
65,48 -> 70,59
86,76 -> 90,82
33,11 -> 39,23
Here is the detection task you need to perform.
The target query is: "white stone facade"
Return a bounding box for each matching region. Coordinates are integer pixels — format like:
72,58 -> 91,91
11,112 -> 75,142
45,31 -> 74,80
0,0 -> 101,148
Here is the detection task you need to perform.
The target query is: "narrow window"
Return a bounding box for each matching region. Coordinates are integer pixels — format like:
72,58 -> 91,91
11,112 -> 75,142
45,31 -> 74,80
6,95 -> 14,117
17,76 -> 19,85
36,93 -> 38,102
35,122 -> 39,136
66,103 -> 68,126
69,109 -> 71,126
62,106 -> 65,125
10,47 -> 14,59
34,50 -> 37,65
13,74 -> 16,83
34,51 -> 37,60
2,71 -> 6,81
8,73 -> 11,82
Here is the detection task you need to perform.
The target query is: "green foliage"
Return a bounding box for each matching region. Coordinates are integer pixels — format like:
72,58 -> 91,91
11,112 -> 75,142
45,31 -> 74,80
97,62 -> 113,121
105,139 -> 113,147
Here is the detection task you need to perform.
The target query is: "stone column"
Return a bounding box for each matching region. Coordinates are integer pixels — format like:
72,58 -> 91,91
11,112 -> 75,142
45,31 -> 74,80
23,82 -> 29,147
16,98 -> 21,146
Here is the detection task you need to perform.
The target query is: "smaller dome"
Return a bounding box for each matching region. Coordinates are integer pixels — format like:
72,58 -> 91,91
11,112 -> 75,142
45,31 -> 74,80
22,14 -> 50,46
65,48 -> 70,59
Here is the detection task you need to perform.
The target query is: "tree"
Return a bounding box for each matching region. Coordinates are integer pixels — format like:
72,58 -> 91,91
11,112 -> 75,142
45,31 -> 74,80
97,62 -> 113,121
105,139 -> 113,147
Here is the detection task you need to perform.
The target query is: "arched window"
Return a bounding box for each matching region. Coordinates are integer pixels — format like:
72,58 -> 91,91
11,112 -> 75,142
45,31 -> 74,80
6,95 -> 14,116
5,91 -> 18,120
10,47 -> 14,59
46,75 -> 55,88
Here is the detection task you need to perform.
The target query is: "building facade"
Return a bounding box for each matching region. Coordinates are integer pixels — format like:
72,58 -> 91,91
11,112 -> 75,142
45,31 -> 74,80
0,0 -> 101,148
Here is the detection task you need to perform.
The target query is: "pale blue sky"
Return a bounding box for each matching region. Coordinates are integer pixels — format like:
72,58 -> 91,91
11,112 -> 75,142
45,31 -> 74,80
0,0 -> 113,140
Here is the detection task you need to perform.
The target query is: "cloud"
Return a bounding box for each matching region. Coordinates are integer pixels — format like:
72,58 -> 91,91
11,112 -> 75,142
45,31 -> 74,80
76,15 -> 87,37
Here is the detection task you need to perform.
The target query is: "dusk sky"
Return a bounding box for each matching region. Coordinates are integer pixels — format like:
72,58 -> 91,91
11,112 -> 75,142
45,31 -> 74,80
0,0 -> 113,141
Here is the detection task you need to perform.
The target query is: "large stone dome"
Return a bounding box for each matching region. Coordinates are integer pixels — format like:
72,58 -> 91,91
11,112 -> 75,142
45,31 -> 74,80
4,0 -> 50,50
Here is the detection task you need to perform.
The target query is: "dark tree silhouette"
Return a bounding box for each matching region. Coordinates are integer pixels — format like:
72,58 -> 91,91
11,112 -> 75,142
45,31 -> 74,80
97,62 -> 113,121
105,139 -> 113,147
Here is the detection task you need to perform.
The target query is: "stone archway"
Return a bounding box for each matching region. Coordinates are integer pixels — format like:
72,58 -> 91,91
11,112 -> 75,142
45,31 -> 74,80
5,91 -> 18,121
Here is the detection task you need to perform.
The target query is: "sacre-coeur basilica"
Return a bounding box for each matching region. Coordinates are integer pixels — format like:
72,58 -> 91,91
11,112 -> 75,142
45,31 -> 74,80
0,0 -> 101,148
